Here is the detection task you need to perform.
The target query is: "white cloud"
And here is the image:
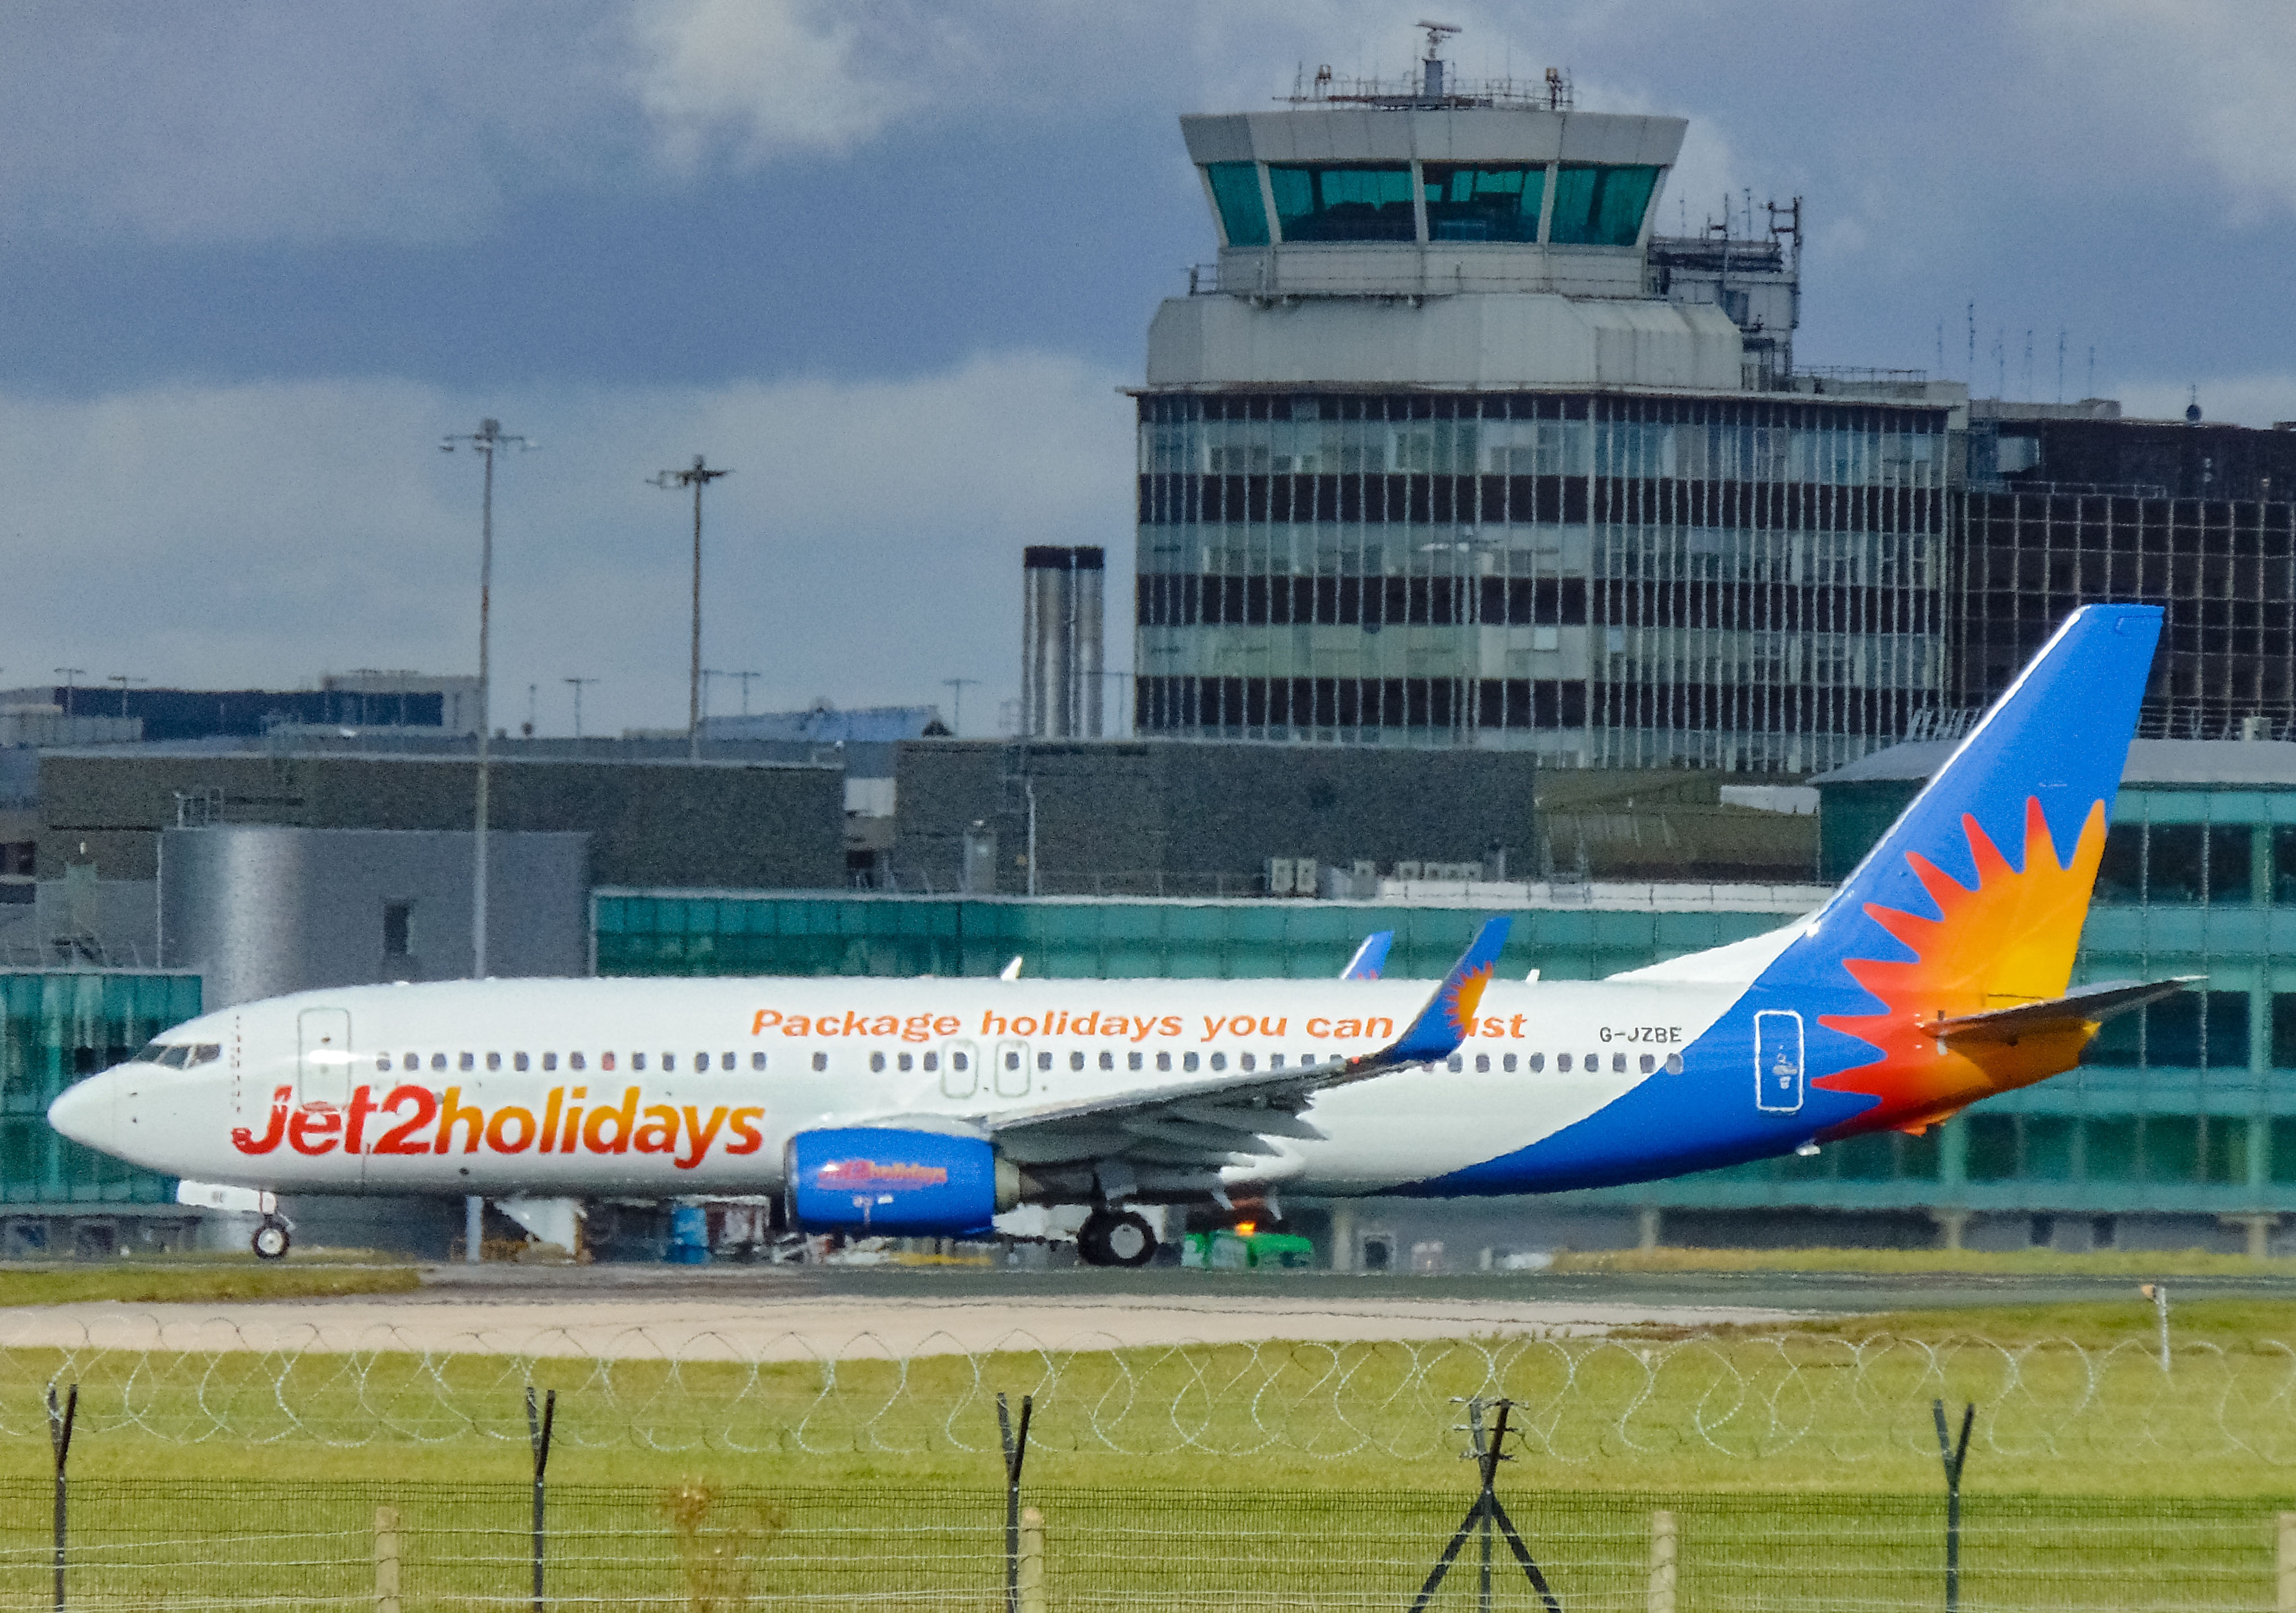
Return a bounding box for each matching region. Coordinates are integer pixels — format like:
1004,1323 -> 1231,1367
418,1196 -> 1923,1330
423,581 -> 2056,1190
2020,0 -> 2296,219
628,0 -> 926,166
0,354 -> 1133,736
0,1 -> 625,245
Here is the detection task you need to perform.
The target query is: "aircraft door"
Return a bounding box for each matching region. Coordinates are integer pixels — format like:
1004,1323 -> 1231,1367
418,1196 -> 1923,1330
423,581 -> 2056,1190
1754,1010 -> 1805,1114
994,1040 -> 1031,1098
298,1008 -> 354,1105
940,1040 -> 978,1100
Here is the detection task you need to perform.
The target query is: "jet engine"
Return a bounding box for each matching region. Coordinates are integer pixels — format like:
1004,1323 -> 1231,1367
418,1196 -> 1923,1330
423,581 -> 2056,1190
784,1128 -> 1019,1237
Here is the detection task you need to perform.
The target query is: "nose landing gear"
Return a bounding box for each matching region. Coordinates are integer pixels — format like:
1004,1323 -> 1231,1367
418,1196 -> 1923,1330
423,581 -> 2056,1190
251,1216 -> 292,1260
1077,1208 -> 1157,1268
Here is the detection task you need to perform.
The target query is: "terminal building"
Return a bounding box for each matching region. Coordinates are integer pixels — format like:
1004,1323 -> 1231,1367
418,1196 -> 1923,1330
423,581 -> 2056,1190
1129,37 -> 2296,774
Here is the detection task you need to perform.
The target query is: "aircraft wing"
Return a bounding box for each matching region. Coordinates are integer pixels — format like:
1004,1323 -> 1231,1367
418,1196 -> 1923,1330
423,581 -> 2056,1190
982,917 -> 1510,1168
1934,976 -> 2200,1046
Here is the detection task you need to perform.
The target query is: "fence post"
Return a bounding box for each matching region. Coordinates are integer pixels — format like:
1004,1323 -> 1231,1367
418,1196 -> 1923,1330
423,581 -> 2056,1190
1018,1505 -> 1046,1613
2277,1512 -> 2296,1613
1933,1398 -> 1974,1613
47,1382 -> 76,1613
1648,1510 -> 1677,1613
527,1385 -> 556,1613
374,1506 -> 402,1613
997,1392 -> 1034,1613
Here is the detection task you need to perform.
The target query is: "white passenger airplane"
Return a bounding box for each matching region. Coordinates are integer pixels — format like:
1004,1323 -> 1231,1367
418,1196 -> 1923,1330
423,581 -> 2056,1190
51,605 -> 2181,1266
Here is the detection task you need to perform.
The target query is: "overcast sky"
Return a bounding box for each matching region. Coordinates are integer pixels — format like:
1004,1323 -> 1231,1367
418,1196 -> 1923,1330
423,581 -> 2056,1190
5,1 -> 2295,736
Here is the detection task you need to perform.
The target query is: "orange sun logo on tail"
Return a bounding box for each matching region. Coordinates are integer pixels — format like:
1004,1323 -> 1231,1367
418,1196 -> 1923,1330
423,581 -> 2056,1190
1444,963 -> 1497,1038
1817,795 -> 2108,1129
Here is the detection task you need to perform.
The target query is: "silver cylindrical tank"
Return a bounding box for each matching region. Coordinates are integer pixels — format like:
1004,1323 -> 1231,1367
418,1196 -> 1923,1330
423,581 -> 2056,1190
1021,546 -> 1104,738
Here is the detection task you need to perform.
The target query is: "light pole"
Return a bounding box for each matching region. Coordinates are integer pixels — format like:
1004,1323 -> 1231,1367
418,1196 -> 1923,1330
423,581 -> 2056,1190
106,674 -> 146,718
731,670 -> 762,718
53,669 -> 84,718
943,677 -> 979,736
564,677 -> 597,740
648,455 -> 732,763
440,418 -> 535,981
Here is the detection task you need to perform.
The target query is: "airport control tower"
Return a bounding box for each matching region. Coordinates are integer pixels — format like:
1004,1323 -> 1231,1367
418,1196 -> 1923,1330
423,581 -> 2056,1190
1134,29 -> 1952,772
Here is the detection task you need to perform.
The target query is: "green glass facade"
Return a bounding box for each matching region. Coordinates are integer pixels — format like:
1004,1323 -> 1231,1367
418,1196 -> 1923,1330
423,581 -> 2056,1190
1,972 -> 200,1205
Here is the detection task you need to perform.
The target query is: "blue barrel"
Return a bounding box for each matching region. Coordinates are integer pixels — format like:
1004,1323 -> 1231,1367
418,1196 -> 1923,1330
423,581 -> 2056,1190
667,1203 -> 711,1265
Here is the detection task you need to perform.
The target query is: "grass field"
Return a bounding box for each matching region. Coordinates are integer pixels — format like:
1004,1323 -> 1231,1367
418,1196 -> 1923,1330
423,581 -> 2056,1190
1552,1245 -> 2296,1278
2,1478 -> 2277,1613
0,1261 -> 419,1307
2,1298 -> 2294,1497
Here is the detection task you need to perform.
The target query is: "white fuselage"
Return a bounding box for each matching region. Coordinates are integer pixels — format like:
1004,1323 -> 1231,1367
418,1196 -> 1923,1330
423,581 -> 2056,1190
52,974 -> 1744,1199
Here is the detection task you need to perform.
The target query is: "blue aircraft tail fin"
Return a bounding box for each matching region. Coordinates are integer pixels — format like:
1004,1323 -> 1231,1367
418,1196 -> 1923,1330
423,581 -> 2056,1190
1762,603 -> 2161,1002
1340,931 -> 1393,980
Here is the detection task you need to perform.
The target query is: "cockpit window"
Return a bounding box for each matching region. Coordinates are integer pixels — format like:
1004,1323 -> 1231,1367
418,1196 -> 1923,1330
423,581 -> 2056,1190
136,1042 -> 219,1069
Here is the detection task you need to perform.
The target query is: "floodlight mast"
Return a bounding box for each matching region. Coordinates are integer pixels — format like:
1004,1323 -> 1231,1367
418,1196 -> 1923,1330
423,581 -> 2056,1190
647,455 -> 732,764
440,418 -> 537,981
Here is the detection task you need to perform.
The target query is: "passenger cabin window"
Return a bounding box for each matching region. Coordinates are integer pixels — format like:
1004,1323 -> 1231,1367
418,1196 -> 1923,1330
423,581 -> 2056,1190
1099,1051 -> 1114,1071
922,1052 -> 937,1072
662,1054 -> 675,1072
460,1053 -> 474,1072
1664,1053 -> 1683,1074
570,1053 -> 586,1071
512,1053 -> 526,1072
632,1053 -> 646,1071
1128,1052 -> 1143,1071
751,1052 -> 768,1071
542,1053 -> 557,1071
1211,1053 -> 1227,1072
1183,1053 -> 1200,1073
1069,1051 -> 1084,1072
897,1053 -> 912,1073
870,1052 -> 886,1073
431,1053 -> 447,1071
812,1052 -> 829,1072
487,1052 -> 501,1071
382,900 -> 412,958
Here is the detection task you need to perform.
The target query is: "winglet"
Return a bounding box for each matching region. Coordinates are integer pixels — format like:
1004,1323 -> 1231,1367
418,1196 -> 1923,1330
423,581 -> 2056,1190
1340,931 -> 1394,980
1386,917 -> 1511,1064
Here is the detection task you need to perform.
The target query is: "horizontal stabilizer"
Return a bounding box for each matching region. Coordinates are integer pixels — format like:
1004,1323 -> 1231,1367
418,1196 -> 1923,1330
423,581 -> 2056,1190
1935,976 -> 2200,1046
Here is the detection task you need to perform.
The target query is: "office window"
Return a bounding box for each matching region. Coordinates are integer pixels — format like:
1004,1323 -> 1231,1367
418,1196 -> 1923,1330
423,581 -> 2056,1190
2085,1006 -> 2142,1067
382,902 -> 412,958
2206,992 -> 2252,1067
2024,1117 -> 2076,1182
2272,1117 -> 2296,1183
2203,1117 -> 2249,1184
2273,827 -> 2296,904
2085,1118 -> 2139,1181
2148,826 -> 2205,904
1268,164 -> 1416,242
2095,825 -> 2143,904
2147,995 -> 2202,1066
1548,165 -> 1660,246
1897,1129 -> 1941,1180
2208,826 -> 2254,904
2142,1116 -> 2200,1182
1204,162 -> 1269,246
1833,1133 -> 1894,1182
1965,1115 -> 2018,1181
1421,164 -> 1542,242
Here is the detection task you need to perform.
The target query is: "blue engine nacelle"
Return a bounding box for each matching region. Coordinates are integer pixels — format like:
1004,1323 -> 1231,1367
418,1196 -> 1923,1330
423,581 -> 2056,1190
784,1128 -> 1019,1237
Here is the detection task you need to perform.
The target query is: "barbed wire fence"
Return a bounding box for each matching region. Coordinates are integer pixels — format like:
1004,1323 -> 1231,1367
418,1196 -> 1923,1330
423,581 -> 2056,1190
1,1320 -> 2295,1468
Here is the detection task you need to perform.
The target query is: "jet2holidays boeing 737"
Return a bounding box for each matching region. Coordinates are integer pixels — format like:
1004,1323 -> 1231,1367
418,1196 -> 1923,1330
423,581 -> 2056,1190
51,605 -> 2182,1266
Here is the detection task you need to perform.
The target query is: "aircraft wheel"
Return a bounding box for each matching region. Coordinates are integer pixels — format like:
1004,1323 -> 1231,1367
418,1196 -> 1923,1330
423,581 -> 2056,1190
1077,1209 -> 1155,1268
1101,1210 -> 1157,1268
252,1218 -> 291,1260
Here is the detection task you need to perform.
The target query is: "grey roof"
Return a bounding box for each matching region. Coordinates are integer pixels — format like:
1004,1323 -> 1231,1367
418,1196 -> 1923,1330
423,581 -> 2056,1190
1812,738 -> 2296,788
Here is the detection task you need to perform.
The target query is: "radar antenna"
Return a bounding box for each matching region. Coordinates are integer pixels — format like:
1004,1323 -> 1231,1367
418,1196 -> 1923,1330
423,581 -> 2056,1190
1417,20 -> 1461,97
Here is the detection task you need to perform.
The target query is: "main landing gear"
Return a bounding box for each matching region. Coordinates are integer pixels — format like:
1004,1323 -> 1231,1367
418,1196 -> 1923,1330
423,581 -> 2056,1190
1077,1208 -> 1157,1268
251,1216 -> 292,1260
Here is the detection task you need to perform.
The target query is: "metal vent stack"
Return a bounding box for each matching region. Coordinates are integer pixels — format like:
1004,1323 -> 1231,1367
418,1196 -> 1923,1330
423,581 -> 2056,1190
1021,546 -> 1104,739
